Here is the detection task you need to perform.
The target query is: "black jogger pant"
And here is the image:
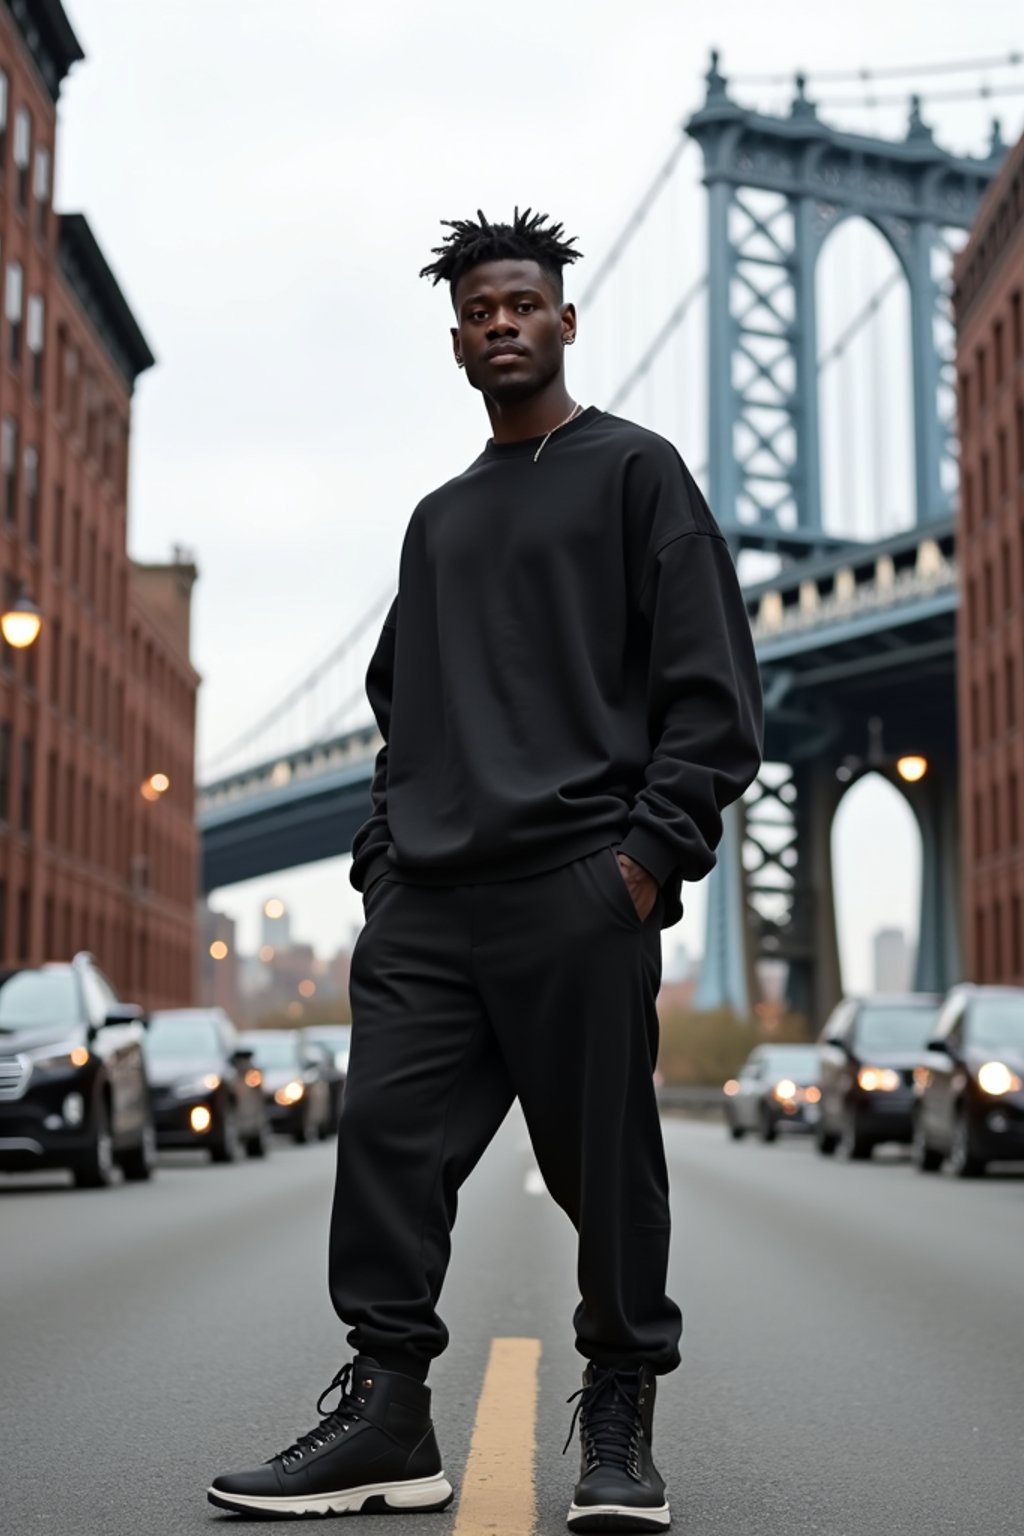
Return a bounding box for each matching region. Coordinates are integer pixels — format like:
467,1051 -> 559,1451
328,843 -> 683,1380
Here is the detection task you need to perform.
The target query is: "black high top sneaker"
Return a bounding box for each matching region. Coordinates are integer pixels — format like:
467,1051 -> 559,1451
564,1363 -> 670,1532
207,1356 -> 453,1518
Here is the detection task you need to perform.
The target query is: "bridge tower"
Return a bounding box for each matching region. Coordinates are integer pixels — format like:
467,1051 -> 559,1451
686,51 -> 1005,1020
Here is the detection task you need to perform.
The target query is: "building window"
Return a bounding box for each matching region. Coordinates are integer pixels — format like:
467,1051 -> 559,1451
983,560 -> 994,629
0,721 -> 11,820
961,468 -> 974,533
993,319 -> 1004,387
98,665 -> 109,740
1012,895 -> 1023,979
967,577 -> 977,642
64,764 -> 75,849
992,781 -> 1002,851
958,371 -> 970,434
68,634 -> 78,716
33,146 -> 50,239
973,789 -> 984,857
5,259 -> 23,364
993,898 -> 1004,978
997,428 -> 1008,501
53,484 -> 64,569
17,886 -> 29,960
976,344 -> 987,409
49,617 -> 61,703
27,294 -> 43,394
71,505 -> 81,585
1,574 -> 14,672
980,451 -> 991,519
0,71 -> 8,165
46,751 -> 58,841
24,446 -> 38,545
84,374 -> 99,457
13,106 -> 31,209
988,669 -> 998,741
1007,656 -> 1017,731
1010,771 -> 1020,847
20,735 -> 33,833
2,417 -> 17,526
1012,290 -> 1023,358
1017,403 -> 1024,485
84,651 -> 94,730
86,527 -> 97,604
971,681 -> 980,742
1003,539 -> 1013,613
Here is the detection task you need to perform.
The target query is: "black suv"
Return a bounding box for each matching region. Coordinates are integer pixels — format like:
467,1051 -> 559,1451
145,1007 -> 270,1162
816,993 -> 941,1160
913,985 -> 1024,1178
0,954 -> 155,1188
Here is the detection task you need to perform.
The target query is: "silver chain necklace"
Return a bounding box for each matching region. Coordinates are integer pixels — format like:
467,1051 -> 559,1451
533,401 -> 584,463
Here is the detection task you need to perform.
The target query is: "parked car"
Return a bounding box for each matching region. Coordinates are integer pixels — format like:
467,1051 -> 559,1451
145,1008 -> 269,1162
239,1030 -> 331,1144
912,985 -> 1024,1178
815,993 -> 941,1159
723,1044 -> 822,1142
0,953 -> 155,1188
301,1024 -> 352,1130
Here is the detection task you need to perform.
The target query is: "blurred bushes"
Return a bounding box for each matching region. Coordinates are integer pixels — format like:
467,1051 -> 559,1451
656,1005 -> 811,1086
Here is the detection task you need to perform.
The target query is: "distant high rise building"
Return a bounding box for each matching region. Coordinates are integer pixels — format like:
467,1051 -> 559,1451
260,897 -> 291,954
873,927 -> 912,993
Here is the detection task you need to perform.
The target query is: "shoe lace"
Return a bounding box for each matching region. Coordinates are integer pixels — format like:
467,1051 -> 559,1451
274,1363 -> 369,1466
562,1367 -> 643,1480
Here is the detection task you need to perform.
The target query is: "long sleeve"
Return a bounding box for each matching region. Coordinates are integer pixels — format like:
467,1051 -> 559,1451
618,530 -> 764,887
349,598 -> 397,894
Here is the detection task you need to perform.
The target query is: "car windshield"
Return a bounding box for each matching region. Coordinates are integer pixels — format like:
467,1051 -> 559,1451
854,1003 -> 937,1053
763,1048 -> 819,1077
967,997 -> 1024,1051
307,1027 -> 351,1047
146,1016 -> 220,1058
244,1034 -> 299,1068
0,970 -> 79,1030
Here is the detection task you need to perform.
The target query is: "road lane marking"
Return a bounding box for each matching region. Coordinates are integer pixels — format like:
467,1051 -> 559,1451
523,1166 -> 546,1196
453,1337 -> 540,1536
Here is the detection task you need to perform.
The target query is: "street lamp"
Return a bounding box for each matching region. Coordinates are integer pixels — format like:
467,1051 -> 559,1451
0,589 -> 43,649
140,772 -> 171,802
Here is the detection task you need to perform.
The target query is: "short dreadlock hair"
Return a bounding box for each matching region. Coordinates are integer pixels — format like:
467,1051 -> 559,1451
419,207 -> 582,308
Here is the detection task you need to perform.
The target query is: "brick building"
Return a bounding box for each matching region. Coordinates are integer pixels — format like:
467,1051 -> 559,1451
0,0 -> 199,1006
953,130 -> 1024,983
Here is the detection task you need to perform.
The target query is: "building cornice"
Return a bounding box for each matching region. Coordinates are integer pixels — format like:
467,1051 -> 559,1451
2,0 -> 84,101
58,213 -> 156,389
953,132 -> 1024,327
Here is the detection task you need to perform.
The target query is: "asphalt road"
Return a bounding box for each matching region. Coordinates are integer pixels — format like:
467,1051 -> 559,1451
2,1114 -> 1022,1536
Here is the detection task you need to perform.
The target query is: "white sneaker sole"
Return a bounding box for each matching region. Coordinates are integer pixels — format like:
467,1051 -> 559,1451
207,1470 -> 454,1517
566,1499 -> 671,1531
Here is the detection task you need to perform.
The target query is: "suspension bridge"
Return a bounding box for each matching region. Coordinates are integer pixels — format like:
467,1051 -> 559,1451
198,47 -> 1018,1024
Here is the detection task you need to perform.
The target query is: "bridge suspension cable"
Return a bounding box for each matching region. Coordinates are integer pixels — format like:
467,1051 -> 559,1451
731,49 -> 1022,86
577,137 -> 693,311
201,582 -> 394,778
606,274 -> 707,413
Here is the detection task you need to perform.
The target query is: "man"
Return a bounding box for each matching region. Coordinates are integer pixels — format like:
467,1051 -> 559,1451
210,208 -> 763,1531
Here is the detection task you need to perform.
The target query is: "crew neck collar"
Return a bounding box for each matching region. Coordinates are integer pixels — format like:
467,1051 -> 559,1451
481,405 -> 602,459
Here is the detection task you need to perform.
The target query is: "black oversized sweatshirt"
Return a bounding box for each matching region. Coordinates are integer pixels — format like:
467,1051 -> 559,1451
349,406 -> 764,929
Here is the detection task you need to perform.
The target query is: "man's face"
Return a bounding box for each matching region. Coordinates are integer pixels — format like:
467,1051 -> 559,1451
450,258 -> 575,402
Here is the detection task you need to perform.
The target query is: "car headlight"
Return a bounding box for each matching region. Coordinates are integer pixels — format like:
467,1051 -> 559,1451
857,1066 -> 901,1092
28,1042 -> 90,1073
172,1073 -> 221,1099
773,1078 -> 798,1102
977,1061 -> 1023,1096
275,1080 -> 305,1106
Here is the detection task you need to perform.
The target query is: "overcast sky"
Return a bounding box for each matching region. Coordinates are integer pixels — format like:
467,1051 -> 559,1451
54,1 -> 1023,998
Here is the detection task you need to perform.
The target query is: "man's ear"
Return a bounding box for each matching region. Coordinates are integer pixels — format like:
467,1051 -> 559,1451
450,326 -> 464,368
561,303 -> 577,346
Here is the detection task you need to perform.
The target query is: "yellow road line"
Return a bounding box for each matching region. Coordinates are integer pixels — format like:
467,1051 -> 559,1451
452,1337 -> 541,1536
